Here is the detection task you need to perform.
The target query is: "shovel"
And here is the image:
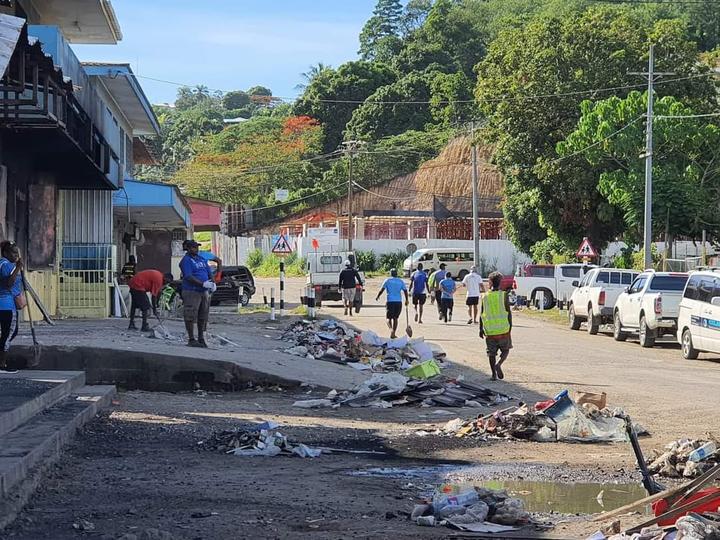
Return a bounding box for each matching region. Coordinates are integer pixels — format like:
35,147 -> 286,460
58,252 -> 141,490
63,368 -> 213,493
405,302 -> 413,338
21,271 -> 41,367
153,313 -> 172,339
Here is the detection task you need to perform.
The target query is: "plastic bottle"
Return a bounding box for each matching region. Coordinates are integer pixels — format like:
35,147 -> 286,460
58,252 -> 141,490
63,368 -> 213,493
688,441 -> 717,462
432,484 -> 479,512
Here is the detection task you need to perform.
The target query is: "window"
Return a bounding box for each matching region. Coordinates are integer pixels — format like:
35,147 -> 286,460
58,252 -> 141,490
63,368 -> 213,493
529,266 -> 555,277
438,252 -> 456,262
596,271 -> 610,284
320,256 -> 342,265
649,275 -> 689,292
698,278 -> 716,304
610,272 -> 621,284
562,266 -> 581,278
419,253 -> 433,262
578,273 -> 590,287
621,273 -> 635,285
684,275 -> 700,300
629,276 -> 647,294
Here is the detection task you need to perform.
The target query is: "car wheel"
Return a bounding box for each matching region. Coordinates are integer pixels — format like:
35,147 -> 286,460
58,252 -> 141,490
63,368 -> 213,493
532,288 -> 555,310
587,306 -> 599,335
639,315 -> 656,348
682,328 -> 699,360
613,311 -> 628,341
239,289 -> 250,307
569,304 -> 581,330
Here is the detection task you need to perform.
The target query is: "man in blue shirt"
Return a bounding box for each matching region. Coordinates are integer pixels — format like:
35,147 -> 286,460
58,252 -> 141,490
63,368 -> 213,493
439,271 -> 457,323
179,240 -> 216,347
409,263 -> 430,324
376,268 -> 409,339
182,240 -> 222,279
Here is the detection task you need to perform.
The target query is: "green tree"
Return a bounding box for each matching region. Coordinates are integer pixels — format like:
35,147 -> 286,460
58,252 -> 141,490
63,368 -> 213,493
359,0 -> 404,61
247,85 -> 272,97
175,85 -> 214,111
222,90 -> 250,110
475,8 -> 715,251
557,91 -> 720,245
295,62 -> 332,90
399,0 -> 434,37
293,61 -> 396,152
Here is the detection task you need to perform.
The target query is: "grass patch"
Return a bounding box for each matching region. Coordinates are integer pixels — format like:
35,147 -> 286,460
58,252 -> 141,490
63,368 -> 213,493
237,305 -> 271,315
290,305 -> 308,316
247,250 -> 306,278
517,307 -> 569,326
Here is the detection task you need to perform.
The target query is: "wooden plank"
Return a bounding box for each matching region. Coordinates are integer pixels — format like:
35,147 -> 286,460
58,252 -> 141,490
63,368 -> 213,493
625,490 -> 720,534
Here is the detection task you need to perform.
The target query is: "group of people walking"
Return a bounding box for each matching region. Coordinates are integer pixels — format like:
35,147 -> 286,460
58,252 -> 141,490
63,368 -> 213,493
374,264 -> 513,381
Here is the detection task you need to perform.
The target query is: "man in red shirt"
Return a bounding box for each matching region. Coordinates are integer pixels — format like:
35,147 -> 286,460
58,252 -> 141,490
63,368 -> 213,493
128,270 -> 173,331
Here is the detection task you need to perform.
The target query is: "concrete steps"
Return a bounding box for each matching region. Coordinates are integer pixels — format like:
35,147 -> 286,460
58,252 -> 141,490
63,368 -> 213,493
0,372 -> 115,528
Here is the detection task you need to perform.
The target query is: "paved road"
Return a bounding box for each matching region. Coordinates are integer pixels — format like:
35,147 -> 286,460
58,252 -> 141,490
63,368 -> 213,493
256,276 -> 720,444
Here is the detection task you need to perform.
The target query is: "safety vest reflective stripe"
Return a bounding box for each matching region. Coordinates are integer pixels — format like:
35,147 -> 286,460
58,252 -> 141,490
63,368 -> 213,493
482,291 -> 510,336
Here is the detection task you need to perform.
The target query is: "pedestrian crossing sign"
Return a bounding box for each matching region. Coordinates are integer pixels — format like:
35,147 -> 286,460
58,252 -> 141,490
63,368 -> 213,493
576,237 -> 598,259
271,234 -> 293,254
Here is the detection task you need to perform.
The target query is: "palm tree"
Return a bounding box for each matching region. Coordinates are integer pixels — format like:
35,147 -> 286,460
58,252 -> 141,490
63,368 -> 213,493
295,63 -> 331,91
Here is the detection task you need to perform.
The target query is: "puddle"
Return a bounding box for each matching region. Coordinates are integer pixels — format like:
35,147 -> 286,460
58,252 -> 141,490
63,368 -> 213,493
351,465 -> 649,515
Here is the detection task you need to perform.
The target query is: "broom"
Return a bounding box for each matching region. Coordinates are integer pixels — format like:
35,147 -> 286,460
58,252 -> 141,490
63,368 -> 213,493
405,302 -> 413,338
21,271 -> 41,368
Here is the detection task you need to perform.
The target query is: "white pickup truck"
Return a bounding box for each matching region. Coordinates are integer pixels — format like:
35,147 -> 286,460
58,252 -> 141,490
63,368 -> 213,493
613,271 -> 689,347
515,263 -> 595,310
306,251 -> 365,310
569,268 -> 640,334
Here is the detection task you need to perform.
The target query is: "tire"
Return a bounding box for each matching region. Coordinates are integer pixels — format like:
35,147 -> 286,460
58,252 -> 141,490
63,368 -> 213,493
569,304 -> 581,330
239,289 -> 250,307
532,288 -> 555,310
613,311 -> 628,341
210,298 -> 220,307
458,270 -> 469,281
587,305 -> 599,335
639,315 -> 656,348
682,328 -> 700,360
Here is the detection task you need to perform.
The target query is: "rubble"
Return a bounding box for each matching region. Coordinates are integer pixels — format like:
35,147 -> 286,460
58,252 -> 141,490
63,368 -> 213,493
439,391 -> 645,443
280,320 -> 446,373
292,373 -> 511,409
197,424 -> 323,458
646,437 -> 720,478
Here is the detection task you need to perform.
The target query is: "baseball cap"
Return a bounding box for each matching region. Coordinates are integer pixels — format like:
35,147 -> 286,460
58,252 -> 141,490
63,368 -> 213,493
183,239 -> 200,250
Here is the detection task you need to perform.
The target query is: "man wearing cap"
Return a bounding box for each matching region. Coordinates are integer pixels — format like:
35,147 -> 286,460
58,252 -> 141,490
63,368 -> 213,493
462,265 -> 485,324
182,239 -> 222,281
179,240 -> 216,347
128,269 -> 174,332
338,260 -> 363,316
376,269 -> 409,339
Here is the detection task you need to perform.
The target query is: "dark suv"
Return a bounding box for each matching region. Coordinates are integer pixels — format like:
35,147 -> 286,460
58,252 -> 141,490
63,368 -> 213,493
211,265 -> 256,306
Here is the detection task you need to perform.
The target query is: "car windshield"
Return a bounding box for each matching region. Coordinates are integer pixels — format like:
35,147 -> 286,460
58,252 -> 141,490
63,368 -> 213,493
410,250 -> 427,262
649,275 -> 688,291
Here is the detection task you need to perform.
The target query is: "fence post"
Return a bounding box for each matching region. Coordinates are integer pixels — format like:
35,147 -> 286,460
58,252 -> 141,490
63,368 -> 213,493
308,284 -> 316,320
279,260 -> 285,317
270,287 -> 276,321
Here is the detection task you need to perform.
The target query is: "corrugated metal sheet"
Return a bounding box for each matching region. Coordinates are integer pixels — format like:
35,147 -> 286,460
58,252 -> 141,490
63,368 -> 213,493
61,190 -> 113,243
0,14 -> 24,78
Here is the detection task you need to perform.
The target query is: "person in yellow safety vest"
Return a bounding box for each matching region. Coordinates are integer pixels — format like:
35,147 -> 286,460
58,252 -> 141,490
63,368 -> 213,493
479,271 -> 513,380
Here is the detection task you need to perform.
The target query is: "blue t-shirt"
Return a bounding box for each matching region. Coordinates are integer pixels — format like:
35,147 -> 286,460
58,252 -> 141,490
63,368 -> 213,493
410,270 -> 428,296
382,277 -> 407,303
440,277 -> 456,300
0,258 -> 21,312
180,254 -> 212,292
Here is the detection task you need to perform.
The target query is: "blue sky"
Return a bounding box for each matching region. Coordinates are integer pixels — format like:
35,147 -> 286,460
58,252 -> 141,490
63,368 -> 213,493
72,1 -> 376,105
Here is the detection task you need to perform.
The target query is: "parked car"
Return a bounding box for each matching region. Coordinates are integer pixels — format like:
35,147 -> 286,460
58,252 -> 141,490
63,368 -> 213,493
307,251 -> 364,310
613,271 -> 688,347
569,268 -> 640,334
210,265 -> 256,306
515,264 -> 595,310
677,270 -> 720,359
403,248 -> 475,279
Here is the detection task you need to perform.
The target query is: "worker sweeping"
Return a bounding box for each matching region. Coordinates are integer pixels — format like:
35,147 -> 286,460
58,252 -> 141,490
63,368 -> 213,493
128,270 -> 173,331
479,271 -> 512,380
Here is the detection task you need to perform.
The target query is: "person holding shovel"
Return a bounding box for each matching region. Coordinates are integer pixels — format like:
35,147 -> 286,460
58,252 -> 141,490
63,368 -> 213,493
479,272 -> 513,380
0,241 -> 24,373
127,270 -> 173,331
375,268 -> 409,339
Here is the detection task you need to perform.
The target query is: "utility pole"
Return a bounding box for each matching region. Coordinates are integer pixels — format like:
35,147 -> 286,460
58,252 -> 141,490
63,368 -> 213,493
341,141 -> 361,252
471,121 -> 480,268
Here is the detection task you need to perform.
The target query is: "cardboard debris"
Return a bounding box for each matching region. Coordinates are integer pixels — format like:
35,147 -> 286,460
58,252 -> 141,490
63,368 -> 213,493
646,437 -> 720,478
293,373 -> 511,410
281,320 -> 446,373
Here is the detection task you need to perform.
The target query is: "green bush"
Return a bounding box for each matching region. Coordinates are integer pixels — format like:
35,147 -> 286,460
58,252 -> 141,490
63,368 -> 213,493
249,251 -> 306,277
378,251 -> 407,272
247,248 -> 264,269
355,250 -> 377,272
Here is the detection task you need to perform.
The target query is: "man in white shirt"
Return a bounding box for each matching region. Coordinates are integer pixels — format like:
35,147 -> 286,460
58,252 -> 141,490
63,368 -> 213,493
462,266 -> 485,325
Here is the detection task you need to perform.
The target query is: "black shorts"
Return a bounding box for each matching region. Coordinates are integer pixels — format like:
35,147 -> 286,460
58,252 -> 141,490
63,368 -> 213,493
486,335 -> 513,356
0,310 -> 18,352
130,289 -> 152,312
466,296 -> 479,306
412,294 -> 427,306
386,302 -> 402,320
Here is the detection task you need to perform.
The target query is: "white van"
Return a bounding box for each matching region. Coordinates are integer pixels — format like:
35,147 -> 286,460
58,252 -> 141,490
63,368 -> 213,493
403,248 -> 474,279
677,270 -> 720,359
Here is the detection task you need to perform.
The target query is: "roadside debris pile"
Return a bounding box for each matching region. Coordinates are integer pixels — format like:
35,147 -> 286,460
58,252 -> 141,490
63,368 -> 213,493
197,422 -> 323,458
293,372 -> 511,409
439,390 -> 646,443
589,510 -> 720,539
411,484 -> 534,533
646,438 -> 719,478
281,320 -> 446,372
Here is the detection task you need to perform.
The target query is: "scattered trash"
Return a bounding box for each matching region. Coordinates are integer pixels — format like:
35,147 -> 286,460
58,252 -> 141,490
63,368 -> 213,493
647,437 -> 719,478
198,423 -> 324,458
190,511 -> 218,519
440,390 -> 644,443
72,519 -> 95,531
280,320 -> 447,373
292,373 -> 510,410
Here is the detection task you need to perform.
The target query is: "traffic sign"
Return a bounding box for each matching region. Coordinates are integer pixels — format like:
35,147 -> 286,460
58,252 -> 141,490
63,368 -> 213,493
271,234 -> 293,255
576,237 -> 598,259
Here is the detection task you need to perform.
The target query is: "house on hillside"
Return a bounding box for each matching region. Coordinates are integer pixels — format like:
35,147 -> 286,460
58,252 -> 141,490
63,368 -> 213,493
226,137 -> 505,242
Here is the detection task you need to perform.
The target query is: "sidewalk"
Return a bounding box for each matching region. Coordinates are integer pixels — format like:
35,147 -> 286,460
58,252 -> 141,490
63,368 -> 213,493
10,313 -> 368,391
